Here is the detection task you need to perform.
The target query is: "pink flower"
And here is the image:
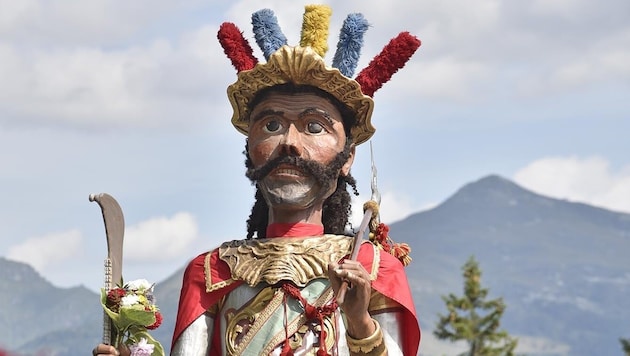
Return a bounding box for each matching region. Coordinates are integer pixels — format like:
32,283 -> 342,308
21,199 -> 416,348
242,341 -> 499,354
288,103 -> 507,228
129,338 -> 154,356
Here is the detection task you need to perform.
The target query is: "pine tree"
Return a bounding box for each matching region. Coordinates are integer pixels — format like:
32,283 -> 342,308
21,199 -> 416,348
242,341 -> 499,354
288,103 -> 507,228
621,337 -> 630,356
434,256 -> 518,356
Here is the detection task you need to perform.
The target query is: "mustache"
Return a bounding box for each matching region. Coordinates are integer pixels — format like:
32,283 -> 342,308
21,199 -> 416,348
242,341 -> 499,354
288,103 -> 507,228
245,146 -> 353,185
246,155 -> 326,183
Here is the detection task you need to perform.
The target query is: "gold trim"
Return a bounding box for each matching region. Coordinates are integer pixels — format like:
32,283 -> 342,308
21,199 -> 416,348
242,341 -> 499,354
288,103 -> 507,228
226,287 -> 284,355
369,290 -> 403,313
227,46 -> 376,145
204,252 -> 237,293
219,235 -> 353,287
369,242 -> 380,280
346,319 -> 385,355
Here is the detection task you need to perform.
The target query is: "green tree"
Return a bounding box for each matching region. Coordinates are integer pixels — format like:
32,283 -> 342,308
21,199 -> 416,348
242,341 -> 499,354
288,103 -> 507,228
434,256 -> 518,356
621,337 -> 630,356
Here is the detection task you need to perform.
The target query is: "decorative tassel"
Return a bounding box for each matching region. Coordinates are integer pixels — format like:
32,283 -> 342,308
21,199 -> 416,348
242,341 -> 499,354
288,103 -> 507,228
332,13 -> 369,77
252,9 -> 288,60
369,222 -> 413,266
355,32 -> 421,97
392,243 -> 412,266
217,22 -> 258,72
300,5 -> 332,57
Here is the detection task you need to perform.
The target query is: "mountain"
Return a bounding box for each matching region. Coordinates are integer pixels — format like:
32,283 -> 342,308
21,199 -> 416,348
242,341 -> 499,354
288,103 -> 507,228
0,257 -> 102,355
397,175 -> 630,355
0,256 -> 186,356
1,175 -> 628,355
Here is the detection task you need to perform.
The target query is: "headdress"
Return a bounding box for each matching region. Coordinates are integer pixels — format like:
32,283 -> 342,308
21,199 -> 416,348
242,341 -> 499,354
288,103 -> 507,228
218,5 -> 421,145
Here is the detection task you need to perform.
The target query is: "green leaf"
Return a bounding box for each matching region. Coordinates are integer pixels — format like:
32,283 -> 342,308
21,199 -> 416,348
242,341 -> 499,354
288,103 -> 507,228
117,307 -> 156,331
100,289 -> 121,325
100,289 -> 157,331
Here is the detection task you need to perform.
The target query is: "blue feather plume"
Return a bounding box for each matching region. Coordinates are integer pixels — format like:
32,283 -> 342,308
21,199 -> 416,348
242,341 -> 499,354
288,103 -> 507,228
252,9 -> 288,60
332,13 -> 369,77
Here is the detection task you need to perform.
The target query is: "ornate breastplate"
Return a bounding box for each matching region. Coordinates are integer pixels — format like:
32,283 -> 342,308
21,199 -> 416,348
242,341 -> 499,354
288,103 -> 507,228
218,234 -> 353,287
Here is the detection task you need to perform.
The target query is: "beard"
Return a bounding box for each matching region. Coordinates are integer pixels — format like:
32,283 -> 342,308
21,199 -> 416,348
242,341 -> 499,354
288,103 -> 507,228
245,143 -> 353,209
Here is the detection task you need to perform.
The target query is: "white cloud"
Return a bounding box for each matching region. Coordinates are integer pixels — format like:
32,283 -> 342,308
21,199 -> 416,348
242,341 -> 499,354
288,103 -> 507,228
0,0 -> 206,45
124,212 -> 200,261
0,0 -> 38,33
7,229 -> 82,271
407,58 -> 489,101
1,0 -> 628,132
526,32 -> 630,94
0,0 -> 230,131
0,33 -> 227,130
513,156 -> 630,213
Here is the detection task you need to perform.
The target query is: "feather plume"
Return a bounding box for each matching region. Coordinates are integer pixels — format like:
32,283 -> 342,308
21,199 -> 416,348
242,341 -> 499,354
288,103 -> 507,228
300,5 -> 332,57
217,22 -> 258,72
332,13 -> 369,77
252,9 -> 288,60
355,32 -> 421,97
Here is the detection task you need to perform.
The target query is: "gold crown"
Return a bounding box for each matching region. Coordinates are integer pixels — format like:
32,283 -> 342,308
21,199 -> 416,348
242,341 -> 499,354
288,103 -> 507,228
227,45 -> 375,145
219,5 -> 420,146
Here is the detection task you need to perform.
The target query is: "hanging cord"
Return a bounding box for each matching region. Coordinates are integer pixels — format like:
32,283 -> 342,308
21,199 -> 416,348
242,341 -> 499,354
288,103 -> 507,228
280,283 -> 338,356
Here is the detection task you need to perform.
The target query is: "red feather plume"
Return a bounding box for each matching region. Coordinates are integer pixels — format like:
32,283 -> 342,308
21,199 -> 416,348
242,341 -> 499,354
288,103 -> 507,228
217,22 -> 258,72
355,32 -> 421,97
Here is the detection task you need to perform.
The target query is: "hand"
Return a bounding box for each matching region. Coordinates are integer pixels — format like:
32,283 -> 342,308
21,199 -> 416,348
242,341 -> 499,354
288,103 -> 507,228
92,343 -> 129,356
328,260 -> 375,339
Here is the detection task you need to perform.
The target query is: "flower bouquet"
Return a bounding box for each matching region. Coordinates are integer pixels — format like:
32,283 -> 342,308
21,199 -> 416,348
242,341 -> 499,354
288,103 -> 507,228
101,279 -> 165,356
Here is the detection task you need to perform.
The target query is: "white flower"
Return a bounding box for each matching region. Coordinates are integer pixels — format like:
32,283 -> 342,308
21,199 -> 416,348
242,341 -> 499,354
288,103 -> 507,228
121,294 -> 140,307
126,279 -> 152,291
129,338 -> 155,356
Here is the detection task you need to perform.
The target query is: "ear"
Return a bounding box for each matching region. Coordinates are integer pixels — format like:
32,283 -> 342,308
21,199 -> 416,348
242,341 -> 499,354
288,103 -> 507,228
341,145 -> 356,176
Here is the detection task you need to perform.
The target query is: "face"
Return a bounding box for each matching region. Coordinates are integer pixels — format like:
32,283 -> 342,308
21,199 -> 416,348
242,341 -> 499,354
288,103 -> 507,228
247,92 -> 355,212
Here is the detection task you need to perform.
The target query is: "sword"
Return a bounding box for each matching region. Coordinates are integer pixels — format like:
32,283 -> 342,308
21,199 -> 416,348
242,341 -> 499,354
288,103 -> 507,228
90,193 -> 125,345
336,142 -> 381,304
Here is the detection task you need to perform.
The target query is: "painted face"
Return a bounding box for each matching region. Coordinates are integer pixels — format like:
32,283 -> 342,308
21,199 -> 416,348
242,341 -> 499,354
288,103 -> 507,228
247,92 -> 354,212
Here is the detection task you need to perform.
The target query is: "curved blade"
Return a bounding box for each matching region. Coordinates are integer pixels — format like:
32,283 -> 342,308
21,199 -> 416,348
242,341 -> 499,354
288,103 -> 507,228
90,193 -> 125,287
370,141 -> 381,205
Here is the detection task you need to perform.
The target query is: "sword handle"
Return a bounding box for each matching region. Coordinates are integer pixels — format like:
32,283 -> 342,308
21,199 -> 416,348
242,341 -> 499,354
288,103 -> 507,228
336,207 -> 374,305
102,258 -> 112,345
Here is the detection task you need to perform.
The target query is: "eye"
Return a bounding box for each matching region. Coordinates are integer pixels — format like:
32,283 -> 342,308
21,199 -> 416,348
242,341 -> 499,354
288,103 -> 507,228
263,119 -> 282,133
306,121 -> 325,134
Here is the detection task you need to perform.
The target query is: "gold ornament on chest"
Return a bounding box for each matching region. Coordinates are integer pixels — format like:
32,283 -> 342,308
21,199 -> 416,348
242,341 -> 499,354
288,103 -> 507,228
219,234 -> 353,286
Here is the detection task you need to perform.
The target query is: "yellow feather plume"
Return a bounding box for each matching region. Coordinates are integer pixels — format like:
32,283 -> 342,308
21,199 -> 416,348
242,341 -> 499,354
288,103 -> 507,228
300,5 -> 332,57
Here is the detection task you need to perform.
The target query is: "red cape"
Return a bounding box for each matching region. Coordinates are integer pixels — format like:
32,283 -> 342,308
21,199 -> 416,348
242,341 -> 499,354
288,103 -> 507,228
172,242 -> 421,355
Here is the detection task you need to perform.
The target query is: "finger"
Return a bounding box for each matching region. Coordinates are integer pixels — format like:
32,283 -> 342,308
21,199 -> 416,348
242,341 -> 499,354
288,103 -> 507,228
327,263 -> 344,290
93,345 -> 119,356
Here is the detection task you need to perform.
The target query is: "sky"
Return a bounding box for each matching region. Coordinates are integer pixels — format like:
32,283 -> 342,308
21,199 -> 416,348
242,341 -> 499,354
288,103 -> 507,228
0,0 -> 629,350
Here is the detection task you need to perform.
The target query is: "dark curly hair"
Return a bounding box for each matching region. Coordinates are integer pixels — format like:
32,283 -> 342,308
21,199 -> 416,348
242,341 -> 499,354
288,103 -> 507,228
243,84 -> 360,238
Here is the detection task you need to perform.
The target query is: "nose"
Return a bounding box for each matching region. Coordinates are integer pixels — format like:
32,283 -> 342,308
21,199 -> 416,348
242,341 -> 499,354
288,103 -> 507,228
278,123 -> 303,157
